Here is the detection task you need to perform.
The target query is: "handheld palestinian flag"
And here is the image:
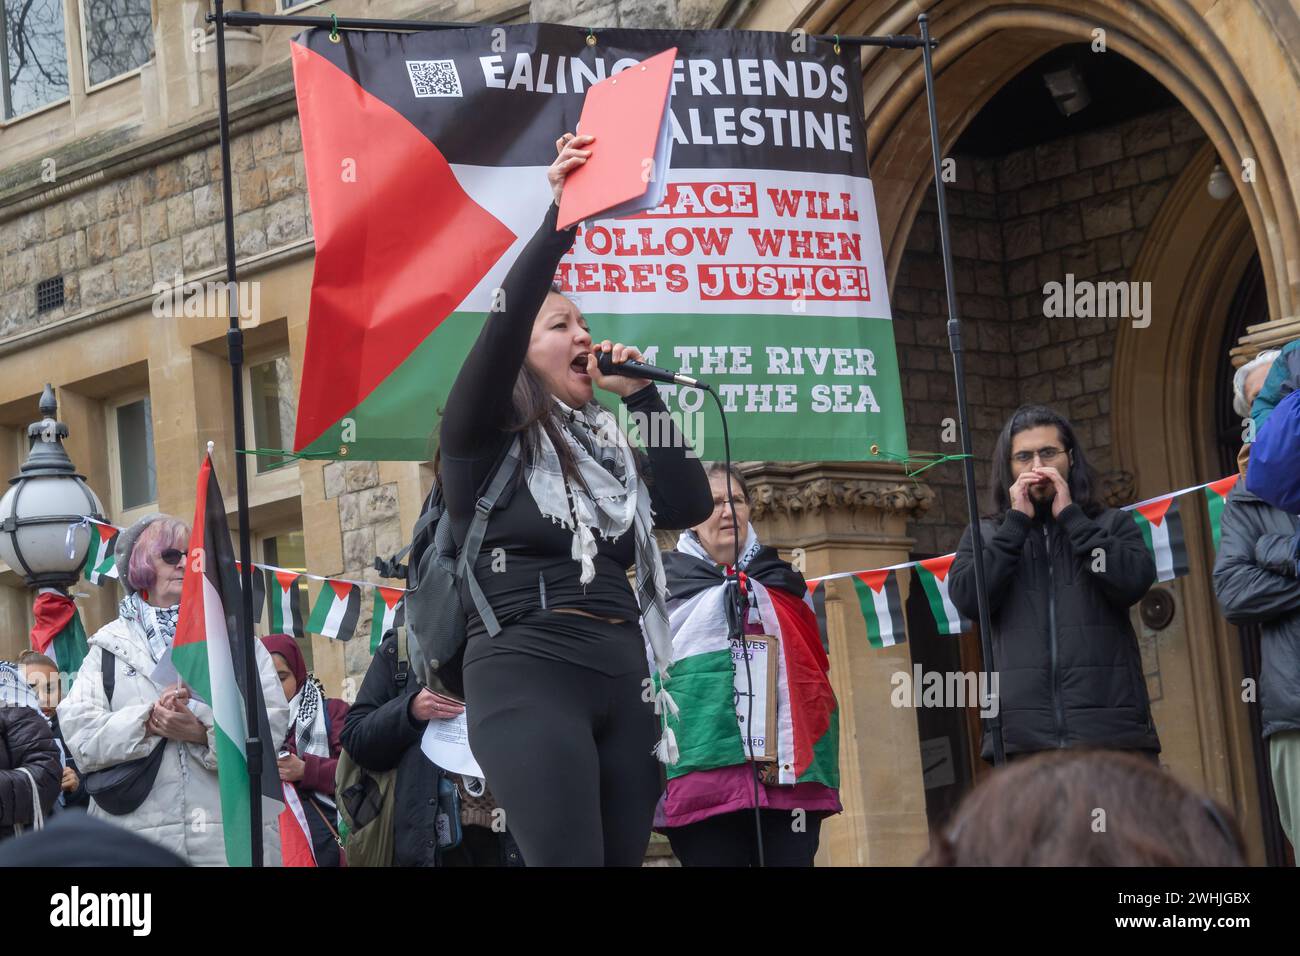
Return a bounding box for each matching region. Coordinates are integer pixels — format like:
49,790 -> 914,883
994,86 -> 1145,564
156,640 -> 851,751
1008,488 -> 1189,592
307,580 -> 362,641
850,570 -> 907,648
279,783 -> 317,868
1204,475 -> 1240,553
172,453 -> 283,867
914,554 -> 969,636
30,589 -> 88,677
82,523 -> 119,585
236,562 -> 265,626
370,586 -> 405,653
267,569 -> 306,639
1132,496 -> 1190,582
804,579 -> 830,653
657,578 -> 838,787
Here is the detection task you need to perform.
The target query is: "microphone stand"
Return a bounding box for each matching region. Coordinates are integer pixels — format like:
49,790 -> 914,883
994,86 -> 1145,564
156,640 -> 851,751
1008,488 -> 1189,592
706,386 -> 766,869
602,353 -> 766,866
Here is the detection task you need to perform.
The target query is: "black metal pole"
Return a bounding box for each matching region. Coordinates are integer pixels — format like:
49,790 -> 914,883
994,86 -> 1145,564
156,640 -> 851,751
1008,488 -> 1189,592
917,13 -> 1004,765
212,0 -> 265,864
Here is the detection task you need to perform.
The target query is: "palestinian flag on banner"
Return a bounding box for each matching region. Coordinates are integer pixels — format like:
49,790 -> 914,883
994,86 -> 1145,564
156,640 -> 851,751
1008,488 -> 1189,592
850,570 -> 907,648
1204,475 -> 1241,552
914,554 -> 969,636
279,783 -> 317,868
307,580 -> 362,641
30,589 -> 88,677
288,25 -> 905,464
804,579 -> 830,653
656,577 -> 838,786
172,453 -> 283,867
82,523 -> 119,585
370,586 -> 405,653
1132,496 -> 1190,582
236,562 -> 265,626
267,569 -> 306,638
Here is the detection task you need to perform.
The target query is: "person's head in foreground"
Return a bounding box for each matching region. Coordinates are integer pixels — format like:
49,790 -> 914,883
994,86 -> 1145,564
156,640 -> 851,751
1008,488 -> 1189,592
921,750 -> 1246,866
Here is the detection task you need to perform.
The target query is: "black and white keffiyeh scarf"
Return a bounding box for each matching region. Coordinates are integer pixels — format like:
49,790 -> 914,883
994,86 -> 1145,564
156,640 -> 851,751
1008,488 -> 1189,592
118,593 -> 179,663
289,675 -> 333,806
529,397 -> 678,762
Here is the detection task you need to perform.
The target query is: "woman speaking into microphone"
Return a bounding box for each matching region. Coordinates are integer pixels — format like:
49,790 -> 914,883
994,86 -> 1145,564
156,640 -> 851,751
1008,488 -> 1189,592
438,132 -> 713,866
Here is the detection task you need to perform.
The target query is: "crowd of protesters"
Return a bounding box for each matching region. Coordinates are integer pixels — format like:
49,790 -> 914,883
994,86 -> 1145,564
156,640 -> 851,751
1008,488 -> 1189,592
1,130 -> 1295,869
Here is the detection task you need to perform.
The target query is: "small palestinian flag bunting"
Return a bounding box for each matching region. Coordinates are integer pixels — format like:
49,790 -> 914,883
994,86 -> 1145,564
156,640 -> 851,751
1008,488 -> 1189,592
804,579 -> 830,653
370,586 -> 406,653
235,562 -> 265,626
914,554 -> 970,636
82,523 -> 119,585
307,580 -> 362,641
1204,475 -> 1241,553
267,569 -> 306,639
30,589 -> 89,677
1132,496 -> 1190,582
850,570 -> 906,648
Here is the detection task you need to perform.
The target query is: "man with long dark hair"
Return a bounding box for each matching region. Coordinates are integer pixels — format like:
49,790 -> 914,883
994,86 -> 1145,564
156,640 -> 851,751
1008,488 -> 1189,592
949,405 -> 1160,761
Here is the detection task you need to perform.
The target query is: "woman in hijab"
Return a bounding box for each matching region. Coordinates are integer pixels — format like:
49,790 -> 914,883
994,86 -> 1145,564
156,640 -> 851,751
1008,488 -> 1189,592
58,514 -> 289,864
262,633 -> 349,866
656,464 -> 841,866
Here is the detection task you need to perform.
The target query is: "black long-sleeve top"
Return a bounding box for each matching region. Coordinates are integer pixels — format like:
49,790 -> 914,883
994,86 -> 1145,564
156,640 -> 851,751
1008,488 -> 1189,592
439,201 -> 712,665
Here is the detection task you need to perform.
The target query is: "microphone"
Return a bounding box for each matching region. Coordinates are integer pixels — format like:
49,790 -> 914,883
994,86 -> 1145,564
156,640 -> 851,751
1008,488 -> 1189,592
595,350 -> 707,389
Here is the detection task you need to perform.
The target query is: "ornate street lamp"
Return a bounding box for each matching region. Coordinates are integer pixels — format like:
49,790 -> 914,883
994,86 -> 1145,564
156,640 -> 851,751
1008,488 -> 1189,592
0,384 -> 105,589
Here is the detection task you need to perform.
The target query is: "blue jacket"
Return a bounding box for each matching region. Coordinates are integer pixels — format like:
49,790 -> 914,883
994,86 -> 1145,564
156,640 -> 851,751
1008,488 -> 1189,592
1248,387 -> 1300,517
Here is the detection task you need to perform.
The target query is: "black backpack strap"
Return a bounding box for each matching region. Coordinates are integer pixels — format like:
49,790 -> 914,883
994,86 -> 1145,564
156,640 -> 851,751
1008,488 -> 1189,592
394,628 -> 410,689
100,647 -> 116,706
455,436 -> 521,637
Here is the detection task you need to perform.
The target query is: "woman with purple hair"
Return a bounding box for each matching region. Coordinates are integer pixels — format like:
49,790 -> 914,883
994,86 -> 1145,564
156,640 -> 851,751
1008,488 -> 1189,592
58,514 -> 289,865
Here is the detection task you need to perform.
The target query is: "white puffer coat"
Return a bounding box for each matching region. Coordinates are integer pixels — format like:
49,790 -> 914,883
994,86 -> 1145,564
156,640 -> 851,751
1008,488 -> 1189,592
57,615 -> 289,866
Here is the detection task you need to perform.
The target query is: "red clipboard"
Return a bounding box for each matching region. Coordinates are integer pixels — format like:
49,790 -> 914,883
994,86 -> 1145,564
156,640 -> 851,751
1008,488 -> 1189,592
556,47 -> 677,230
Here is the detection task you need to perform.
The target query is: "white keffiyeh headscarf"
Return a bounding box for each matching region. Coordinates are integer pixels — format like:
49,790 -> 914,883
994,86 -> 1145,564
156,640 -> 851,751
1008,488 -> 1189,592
528,397 -> 679,763
0,660 -> 42,713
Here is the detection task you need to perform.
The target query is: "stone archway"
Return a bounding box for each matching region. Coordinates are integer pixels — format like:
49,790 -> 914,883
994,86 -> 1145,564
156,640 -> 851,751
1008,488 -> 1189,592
1109,141 -> 1271,856
739,0 -> 1299,335
732,0 -> 1300,863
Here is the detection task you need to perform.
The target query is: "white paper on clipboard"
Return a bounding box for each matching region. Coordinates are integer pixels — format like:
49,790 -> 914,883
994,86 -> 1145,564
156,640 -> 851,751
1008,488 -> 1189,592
420,711 -> 484,780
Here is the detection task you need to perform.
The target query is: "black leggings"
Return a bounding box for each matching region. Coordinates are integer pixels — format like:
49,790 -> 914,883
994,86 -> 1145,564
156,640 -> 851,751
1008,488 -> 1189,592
464,650 -> 661,866
666,808 -> 826,867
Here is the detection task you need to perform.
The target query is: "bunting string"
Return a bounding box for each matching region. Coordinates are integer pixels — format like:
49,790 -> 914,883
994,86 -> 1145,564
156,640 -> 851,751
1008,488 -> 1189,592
64,472 -> 1238,649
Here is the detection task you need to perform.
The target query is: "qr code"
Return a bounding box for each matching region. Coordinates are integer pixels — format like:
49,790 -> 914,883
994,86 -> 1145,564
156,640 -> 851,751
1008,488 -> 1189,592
406,59 -> 463,98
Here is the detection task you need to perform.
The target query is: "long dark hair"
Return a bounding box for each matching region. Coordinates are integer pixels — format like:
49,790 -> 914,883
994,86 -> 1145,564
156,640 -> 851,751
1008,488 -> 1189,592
433,287 -> 644,489
988,404 -> 1101,518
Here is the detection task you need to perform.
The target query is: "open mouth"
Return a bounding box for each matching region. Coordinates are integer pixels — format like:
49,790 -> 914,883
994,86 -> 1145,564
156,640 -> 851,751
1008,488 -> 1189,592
570,352 -> 591,377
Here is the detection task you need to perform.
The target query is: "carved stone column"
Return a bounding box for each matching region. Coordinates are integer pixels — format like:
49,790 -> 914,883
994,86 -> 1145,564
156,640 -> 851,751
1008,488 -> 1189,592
742,461 -> 934,866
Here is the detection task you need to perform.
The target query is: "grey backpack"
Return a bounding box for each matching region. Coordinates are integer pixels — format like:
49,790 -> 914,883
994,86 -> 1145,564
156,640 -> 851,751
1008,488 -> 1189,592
396,436 -> 521,696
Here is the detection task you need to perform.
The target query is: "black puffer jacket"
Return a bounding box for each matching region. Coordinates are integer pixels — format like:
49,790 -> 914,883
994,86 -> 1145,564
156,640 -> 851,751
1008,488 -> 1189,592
950,504 -> 1160,758
341,633 -> 522,867
1212,482 -> 1300,738
0,705 -> 61,839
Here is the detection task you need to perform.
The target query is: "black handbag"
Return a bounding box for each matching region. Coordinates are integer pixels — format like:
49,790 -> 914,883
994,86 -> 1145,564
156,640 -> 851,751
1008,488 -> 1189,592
82,649 -> 168,816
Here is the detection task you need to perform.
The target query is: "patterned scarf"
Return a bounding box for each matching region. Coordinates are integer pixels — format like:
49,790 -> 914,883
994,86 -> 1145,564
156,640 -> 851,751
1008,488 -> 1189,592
526,398 -> 678,762
678,524 -> 763,573
118,593 -> 179,663
0,661 -> 41,712
289,676 -> 333,807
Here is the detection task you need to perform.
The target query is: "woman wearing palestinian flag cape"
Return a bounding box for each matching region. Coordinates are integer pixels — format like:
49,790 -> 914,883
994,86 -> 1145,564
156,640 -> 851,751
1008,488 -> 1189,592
439,134 -> 713,866
656,465 -> 841,866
